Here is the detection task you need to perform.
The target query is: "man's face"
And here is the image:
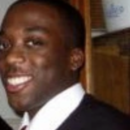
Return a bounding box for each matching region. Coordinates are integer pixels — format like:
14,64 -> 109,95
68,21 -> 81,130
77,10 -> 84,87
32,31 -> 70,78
0,2 -> 84,116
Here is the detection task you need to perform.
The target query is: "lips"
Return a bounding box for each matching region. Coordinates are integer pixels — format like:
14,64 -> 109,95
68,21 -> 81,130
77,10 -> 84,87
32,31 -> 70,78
6,76 -> 32,93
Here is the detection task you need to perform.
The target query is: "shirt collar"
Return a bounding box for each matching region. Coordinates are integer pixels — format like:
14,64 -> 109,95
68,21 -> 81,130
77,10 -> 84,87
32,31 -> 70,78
19,83 -> 85,130
19,112 -> 30,130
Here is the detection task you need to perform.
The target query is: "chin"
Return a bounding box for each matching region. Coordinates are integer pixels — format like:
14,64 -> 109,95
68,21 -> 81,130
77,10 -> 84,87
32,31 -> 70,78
8,99 -> 28,113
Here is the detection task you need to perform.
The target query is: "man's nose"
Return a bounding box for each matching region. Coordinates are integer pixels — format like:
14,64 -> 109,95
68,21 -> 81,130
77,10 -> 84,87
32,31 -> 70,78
6,48 -> 26,65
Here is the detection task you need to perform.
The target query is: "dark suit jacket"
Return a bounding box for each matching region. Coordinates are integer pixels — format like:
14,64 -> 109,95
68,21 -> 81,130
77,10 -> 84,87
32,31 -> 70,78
57,94 -> 130,130
0,117 -> 12,130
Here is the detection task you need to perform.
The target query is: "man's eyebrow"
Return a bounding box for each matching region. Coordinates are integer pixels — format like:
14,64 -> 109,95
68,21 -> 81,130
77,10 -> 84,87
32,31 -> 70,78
25,26 -> 49,33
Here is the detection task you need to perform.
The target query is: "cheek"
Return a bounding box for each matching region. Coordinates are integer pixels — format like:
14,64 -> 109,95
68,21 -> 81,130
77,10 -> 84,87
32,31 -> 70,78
0,60 -> 5,72
29,50 -> 70,90
0,62 -> 7,81
29,54 -> 53,88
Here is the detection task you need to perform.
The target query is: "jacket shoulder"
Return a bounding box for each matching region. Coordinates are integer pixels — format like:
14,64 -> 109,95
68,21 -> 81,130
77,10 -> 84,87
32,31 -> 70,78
58,94 -> 130,130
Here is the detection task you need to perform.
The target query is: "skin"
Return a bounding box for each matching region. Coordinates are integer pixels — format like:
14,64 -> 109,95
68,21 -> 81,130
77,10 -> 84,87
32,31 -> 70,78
0,1 -> 84,119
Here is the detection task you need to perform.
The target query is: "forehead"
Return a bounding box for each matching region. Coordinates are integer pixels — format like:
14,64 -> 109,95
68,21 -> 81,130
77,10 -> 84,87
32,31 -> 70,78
2,1 -> 62,31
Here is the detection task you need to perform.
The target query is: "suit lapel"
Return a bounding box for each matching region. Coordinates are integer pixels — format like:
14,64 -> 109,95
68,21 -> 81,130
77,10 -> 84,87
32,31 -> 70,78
56,94 -> 93,130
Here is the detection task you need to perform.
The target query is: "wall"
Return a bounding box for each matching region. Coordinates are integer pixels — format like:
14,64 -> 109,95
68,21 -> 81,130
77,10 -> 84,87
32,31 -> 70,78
92,29 -> 130,114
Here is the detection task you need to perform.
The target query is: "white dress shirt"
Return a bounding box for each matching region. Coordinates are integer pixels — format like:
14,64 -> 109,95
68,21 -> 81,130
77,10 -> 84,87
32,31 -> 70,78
19,83 -> 85,130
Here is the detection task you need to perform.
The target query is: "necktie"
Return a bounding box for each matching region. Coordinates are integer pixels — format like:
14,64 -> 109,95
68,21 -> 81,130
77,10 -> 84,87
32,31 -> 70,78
21,126 -> 27,130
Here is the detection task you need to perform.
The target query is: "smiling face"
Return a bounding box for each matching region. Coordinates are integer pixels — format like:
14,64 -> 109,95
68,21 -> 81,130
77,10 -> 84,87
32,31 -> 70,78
0,1 -> 84,118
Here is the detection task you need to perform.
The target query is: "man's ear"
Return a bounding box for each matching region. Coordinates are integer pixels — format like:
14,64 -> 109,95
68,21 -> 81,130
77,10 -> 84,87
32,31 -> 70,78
69,48 -> 85,71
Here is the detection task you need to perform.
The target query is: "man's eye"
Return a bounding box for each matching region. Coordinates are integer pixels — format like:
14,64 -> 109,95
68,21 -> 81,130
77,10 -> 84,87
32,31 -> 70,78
27,40 -> 44,48
0,42 -> 10,51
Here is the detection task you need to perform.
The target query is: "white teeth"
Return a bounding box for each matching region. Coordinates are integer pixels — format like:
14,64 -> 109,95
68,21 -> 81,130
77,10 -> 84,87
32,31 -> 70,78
7,76 -> 32,86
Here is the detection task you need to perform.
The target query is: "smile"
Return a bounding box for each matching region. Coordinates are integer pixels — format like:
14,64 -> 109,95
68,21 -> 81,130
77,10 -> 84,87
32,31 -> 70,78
7,76 -> 32,86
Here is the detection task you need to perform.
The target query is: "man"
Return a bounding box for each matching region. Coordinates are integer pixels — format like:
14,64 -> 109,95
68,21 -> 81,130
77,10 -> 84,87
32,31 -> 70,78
0,117 -> 12,130
0,0 -> 129,130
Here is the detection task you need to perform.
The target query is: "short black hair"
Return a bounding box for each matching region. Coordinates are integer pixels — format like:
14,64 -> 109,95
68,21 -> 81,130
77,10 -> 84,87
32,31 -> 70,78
7,0 -> 86,50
